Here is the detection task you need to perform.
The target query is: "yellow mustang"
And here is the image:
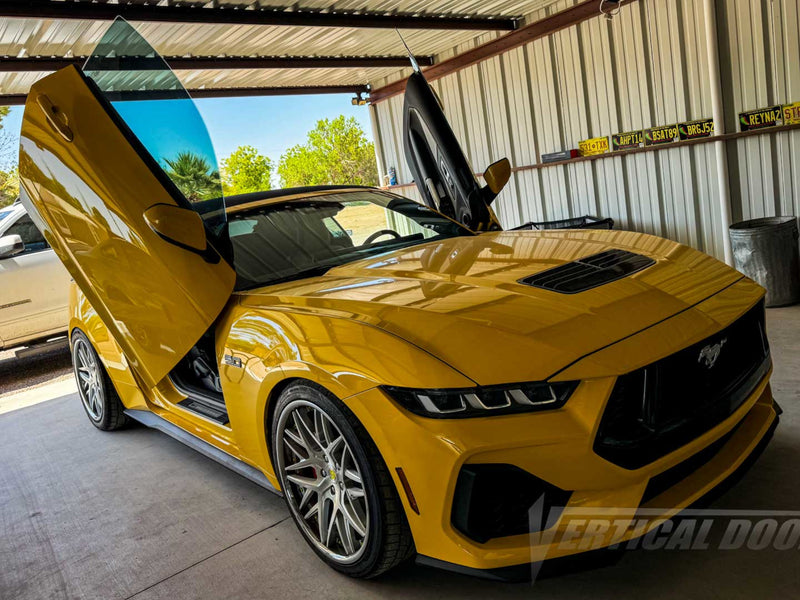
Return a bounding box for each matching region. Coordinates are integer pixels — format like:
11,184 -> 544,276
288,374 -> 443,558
19,20 -> 778,581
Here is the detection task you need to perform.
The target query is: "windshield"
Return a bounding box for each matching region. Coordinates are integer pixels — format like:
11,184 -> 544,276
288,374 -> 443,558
82,18 -> 226,237
229,191 -> 472,290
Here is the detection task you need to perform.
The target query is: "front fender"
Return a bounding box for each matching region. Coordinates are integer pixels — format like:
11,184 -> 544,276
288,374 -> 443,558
217,300 -> 475,484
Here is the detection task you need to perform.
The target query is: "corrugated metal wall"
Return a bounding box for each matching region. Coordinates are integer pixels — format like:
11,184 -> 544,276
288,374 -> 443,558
370,0 -> 800,262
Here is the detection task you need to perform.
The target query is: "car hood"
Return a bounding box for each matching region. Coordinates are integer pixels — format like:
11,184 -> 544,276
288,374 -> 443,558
238,230 -> 744,385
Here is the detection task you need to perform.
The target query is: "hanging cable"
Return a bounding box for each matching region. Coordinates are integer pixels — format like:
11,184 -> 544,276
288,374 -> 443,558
600,0 -> 622,20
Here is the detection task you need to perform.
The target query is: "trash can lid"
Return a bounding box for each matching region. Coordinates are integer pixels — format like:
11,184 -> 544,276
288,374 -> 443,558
730,216 -> 797,232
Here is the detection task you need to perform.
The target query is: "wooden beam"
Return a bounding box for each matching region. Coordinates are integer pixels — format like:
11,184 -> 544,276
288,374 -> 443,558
370,0 -> 634,103
0,55 -> 432,72
0,0 -> 519,31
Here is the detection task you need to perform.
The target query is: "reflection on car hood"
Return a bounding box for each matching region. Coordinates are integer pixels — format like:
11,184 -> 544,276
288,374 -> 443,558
238,230 -> 744,385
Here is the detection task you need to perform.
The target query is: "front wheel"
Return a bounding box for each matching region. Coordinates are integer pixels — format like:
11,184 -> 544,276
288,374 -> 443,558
71,329 -> 129,431
272,382 -> 414,578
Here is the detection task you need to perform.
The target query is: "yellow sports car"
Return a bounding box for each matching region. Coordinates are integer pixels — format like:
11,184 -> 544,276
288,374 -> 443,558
20,20 -> 778,580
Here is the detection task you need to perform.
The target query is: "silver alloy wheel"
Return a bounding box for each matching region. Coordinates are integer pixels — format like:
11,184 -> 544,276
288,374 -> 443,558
276,400 -> 370,564
74,337 -> 103,421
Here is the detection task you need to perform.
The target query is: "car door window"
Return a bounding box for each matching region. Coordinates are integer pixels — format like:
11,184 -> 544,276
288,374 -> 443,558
82,18 -> 226,240
6,214 -> 48,254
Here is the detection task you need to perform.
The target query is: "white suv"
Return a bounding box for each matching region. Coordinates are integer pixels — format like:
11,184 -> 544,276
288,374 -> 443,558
0,201 -> 70,350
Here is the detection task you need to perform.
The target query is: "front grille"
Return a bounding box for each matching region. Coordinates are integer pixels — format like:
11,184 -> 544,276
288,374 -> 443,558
640,425 -> 739,506
518,249 -> 655,294
594,300 -> 770,469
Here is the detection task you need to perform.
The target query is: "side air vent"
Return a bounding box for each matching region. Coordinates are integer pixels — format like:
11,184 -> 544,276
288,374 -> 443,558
519,249 -> 655,294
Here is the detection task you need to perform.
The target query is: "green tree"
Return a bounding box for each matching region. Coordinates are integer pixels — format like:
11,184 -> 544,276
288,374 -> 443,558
220,145 -> 273,195
0,107 -> 16,207
278,116 -> 378,188
162,151 -> 221,201
0,166 -> 18,208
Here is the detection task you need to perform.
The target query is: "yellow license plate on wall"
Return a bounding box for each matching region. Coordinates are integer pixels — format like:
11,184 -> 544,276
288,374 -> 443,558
579,136 -> 610,156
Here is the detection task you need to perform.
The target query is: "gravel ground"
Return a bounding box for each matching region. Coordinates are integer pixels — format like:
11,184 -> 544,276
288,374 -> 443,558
0,337 -> 73,399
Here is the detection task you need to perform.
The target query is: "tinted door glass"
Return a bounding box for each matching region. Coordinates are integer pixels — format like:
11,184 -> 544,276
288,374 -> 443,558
82,18 -> 226,237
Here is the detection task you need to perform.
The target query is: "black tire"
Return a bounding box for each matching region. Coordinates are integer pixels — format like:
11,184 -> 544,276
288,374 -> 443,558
272,382 -> 415,578
71,329 -> 129,431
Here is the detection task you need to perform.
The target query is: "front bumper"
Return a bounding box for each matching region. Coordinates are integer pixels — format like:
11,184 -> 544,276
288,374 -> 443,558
418,401 -> 780,582
344,371 -> 777,573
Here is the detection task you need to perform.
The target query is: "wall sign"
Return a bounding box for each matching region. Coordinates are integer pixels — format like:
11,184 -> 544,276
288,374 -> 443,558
739,105 -> 783,131
578,136 -> 610,156
679,118 -> 714,141
645,124 -> 679,146
611,130 -> 644,151
783,102 -> 800,126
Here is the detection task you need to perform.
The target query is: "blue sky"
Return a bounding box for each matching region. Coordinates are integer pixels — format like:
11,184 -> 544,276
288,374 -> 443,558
1,94 -> 373,181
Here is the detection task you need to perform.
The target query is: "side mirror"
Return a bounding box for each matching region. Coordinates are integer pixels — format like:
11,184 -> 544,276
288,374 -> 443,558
482,158 -> 511,204
0,234 -> 25,259
143,204 -> 207,253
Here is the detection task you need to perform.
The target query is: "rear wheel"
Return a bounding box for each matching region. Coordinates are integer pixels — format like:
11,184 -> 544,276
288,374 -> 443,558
71,330 -> 129,431
272,382 -> 414,578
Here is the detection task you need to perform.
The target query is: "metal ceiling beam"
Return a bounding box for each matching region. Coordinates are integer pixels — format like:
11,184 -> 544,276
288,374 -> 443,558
0,94 -> 27,106
0,85 -> 371,106
0,1 -> 519,31
0,55 -> 430,72
370,0 -> 635,102
167,85 -> 370,100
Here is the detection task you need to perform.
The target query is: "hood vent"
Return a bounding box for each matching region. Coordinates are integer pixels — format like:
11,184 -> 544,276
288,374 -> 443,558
519,249 -> 655,294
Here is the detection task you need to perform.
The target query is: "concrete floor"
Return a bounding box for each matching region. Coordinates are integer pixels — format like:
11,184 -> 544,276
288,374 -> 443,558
2,307 -> 799,600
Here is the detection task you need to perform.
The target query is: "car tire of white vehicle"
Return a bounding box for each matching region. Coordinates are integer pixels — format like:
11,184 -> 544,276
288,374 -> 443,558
272,382 -> 415,578
71,329 -> 129,431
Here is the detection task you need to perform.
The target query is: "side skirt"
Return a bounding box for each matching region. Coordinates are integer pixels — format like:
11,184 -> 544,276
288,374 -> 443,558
124,409 -> 281,496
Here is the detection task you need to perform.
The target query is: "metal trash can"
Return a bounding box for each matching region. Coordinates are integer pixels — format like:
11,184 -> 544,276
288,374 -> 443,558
729,216 -> 800,307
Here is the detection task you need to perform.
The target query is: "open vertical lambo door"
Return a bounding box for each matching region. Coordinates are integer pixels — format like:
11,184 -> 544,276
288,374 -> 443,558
18,19 -> 235,390
402,65 -> 510,231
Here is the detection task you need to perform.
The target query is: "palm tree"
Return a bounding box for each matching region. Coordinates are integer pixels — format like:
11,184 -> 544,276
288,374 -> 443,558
163,151 -> 221,202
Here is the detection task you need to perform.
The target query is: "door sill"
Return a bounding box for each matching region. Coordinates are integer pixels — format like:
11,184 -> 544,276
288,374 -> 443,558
124,409 -> 280,495
169,373 -> 229,425
176,397 -> 228,425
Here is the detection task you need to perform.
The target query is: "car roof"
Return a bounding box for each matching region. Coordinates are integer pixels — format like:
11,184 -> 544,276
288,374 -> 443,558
217,185 -> 385,216
191,185 -> 379,216
224,185 -> 376,209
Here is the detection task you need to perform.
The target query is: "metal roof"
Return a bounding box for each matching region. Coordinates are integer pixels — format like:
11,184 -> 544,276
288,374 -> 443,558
0,0 -> 563,101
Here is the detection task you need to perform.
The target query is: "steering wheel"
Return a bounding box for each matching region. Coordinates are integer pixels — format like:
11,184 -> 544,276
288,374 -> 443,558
364,229 -> 402,245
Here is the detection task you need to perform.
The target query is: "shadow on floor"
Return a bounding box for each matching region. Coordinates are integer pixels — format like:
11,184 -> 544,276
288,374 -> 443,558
0,337 -> 72,396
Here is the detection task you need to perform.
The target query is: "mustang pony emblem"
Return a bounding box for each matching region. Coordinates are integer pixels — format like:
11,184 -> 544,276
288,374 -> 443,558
698,339 -> 727,369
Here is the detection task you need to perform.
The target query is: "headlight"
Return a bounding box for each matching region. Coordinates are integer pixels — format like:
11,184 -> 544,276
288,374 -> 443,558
382,381 -> 578,418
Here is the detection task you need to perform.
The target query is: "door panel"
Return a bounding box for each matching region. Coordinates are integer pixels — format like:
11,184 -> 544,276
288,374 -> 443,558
0,211 -> 68,346
19,65 -> 235,389
402,71 -> 501,232
0,249 -> 69,346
